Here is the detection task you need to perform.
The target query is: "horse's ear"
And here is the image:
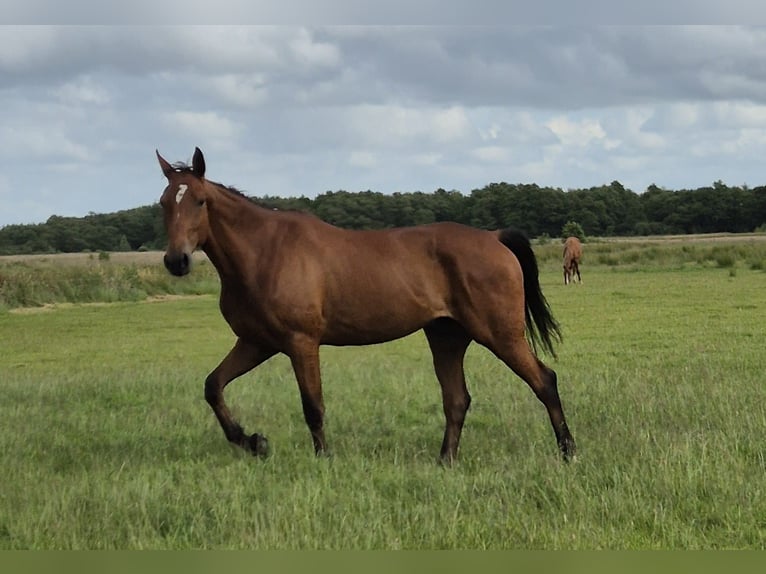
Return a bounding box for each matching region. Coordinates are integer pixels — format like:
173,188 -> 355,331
192,147 -> 206,178
156,150 -> 174,178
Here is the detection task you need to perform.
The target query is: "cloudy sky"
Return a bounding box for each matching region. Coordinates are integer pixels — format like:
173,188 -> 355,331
3,22 -> 766,226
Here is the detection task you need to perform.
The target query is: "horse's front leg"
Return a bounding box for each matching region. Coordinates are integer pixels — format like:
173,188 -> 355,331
204,338 -> 276,457
287,335 -> 327,455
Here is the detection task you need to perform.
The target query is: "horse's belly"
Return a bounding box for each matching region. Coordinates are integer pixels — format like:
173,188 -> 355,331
321,303 -> 441,346
321,324 -> 423,346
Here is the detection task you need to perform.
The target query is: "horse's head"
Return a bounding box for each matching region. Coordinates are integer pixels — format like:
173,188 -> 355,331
156,147 -> 210,276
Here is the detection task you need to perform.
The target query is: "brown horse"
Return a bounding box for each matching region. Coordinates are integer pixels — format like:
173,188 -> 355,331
156,147 -> 576,463
563,236 -> 582,285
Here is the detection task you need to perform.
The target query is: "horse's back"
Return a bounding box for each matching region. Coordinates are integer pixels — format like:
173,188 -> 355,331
563,236 -> 582,261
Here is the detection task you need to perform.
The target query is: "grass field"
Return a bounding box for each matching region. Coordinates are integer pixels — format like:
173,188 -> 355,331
1,237 -> 765,548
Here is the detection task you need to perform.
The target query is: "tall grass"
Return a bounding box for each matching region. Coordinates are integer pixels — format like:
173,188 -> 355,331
1,262 -> 765,548
534,236 -> 766,273
0,254 -> 218,310
3,237 -> 766,312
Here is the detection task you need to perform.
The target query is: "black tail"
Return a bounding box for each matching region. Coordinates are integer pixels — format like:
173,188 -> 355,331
497,228 -> 561,357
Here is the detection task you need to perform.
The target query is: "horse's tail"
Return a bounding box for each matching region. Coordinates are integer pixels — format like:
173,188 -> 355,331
497,228 -> 561,357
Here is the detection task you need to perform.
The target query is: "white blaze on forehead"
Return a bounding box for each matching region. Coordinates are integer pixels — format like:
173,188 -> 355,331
175,184 -> 188,204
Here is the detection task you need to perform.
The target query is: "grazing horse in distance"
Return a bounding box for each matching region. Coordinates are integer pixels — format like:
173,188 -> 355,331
156,147 -> 576,464
563,236 -> 582,285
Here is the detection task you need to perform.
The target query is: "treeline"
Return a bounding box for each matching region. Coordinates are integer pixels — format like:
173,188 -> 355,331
0,206 -> 165,255
1,180 -> 766,255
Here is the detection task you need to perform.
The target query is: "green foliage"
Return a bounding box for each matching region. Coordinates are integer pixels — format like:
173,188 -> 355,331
117,235 -> 131,252
713,249 -> 736,269
561,220 -> 586,242
0,204 -> 164,256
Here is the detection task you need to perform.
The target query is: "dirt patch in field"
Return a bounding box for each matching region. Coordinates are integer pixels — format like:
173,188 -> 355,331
145,294 -> 212,303
8,294 -> 213,314
9,303 -> 61,314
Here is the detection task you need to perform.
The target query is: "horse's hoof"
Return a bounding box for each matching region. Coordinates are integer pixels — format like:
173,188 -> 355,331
560,440 -> 577,463
438,452 -> 458,467
248,433 -> 270,458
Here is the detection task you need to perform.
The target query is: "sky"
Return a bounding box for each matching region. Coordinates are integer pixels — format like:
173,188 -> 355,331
3,19 -> 766,226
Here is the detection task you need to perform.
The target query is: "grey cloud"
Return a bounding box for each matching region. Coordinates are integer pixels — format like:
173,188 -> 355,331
288,27 -> 766,110
5,26 -> 766,109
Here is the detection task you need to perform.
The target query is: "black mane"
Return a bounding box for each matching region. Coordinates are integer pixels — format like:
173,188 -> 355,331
171,161 -> 303,213
171,162 -> 247,198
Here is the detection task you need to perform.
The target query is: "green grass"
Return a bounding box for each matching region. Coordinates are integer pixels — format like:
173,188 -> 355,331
1,248 -> 766,548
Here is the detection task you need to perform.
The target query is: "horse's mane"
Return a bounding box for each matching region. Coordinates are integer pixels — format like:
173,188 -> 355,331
170,162 -> 248,198
171,161 -> 308,214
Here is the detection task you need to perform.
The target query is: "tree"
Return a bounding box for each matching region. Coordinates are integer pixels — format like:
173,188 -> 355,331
561,220 -> 586,242
116,234 -> 131,252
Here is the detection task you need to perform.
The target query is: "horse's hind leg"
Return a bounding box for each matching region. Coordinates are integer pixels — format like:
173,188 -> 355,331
287,336 -> 327,455
490,336 -> 576,461
424,319 -> 472,464
205,339 -> 276,457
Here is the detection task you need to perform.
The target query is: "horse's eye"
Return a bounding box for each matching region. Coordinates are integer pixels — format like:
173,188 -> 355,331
198,199 -> 206,207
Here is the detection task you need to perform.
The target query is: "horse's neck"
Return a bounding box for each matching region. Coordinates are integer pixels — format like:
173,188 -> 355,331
201,188 -> 271,280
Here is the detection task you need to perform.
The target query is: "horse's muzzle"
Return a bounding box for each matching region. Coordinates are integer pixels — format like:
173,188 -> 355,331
164,252 -> 191,276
